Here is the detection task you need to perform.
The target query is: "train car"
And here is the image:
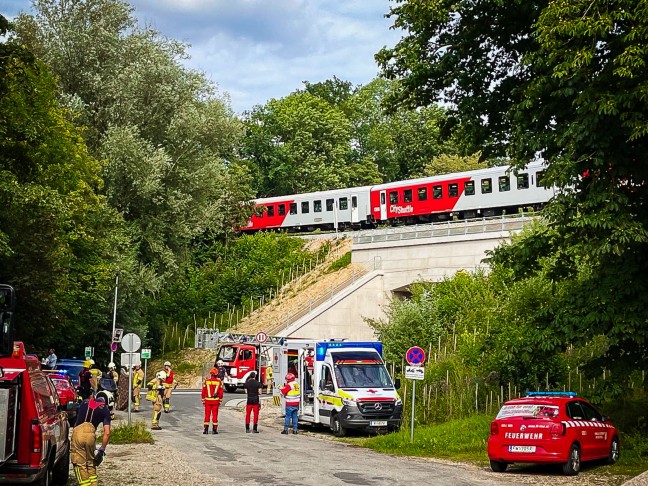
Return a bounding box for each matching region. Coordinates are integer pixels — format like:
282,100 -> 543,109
243,186 -> 372,232
242,162 -> 554,232
369,162 -> 553,224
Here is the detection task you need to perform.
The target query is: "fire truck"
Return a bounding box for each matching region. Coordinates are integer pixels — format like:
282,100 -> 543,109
273,339 -> 403,436
213,333 -> 285,393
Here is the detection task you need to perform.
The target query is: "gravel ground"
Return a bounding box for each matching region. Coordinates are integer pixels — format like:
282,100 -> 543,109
80,403 -> 646,486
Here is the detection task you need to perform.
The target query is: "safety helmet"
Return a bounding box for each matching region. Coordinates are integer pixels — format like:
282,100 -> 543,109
83,359 -> 92,368
285,372 -> 295,382
156,370 -> 167,380
164,361 -> 171,367
95,390 -> 115,411
108,362 -> 116,369
209,367 -> 219,376
89,359 -> 95,366
216,360 -> 224,366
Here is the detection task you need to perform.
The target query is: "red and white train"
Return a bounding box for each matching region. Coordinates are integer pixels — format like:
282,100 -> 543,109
243,162 -> 554,232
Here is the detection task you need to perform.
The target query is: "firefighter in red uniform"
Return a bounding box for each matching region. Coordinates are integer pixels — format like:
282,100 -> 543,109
162,361 -> 177,412
201,367 -> 224,434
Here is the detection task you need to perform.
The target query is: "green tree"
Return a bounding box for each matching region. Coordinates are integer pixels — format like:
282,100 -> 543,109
412,153 -> 483,178
14,0 -> 246,277
0,14 -> 135,357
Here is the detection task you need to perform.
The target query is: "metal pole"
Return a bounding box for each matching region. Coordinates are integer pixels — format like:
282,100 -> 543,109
110,275 -> 118,363
127,365 -> 132,425
143,358 -> 148,393
410,380 -> 416,442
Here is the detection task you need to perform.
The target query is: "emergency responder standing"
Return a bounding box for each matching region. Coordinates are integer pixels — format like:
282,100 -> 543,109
78,360 -> 93,399
201,367 -> 223,434
281,372 -> 300,434
71,392 -> 112,486
162,361 -> 177,412
147,371 -> 166,430
89,360 -> 101,395
215,359 -> 227,380
132,364 -> 144,412
265,365 -> 273,394
244,371 -> 263,433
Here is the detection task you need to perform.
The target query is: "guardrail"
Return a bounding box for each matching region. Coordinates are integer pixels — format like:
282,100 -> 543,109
352,213 -> 537,245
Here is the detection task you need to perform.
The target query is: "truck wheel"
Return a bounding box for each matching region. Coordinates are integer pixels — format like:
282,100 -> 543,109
562,444 -> 581,476
331,414 -> 347,437
489,460 -> 508,472
224,384 -> 237,393
52,443 -> 70,485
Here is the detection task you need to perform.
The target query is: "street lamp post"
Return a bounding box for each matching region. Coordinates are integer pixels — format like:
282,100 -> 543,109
110,275 -> 118,364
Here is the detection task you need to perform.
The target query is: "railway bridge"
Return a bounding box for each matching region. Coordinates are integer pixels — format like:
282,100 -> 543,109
276,215 -> 535,340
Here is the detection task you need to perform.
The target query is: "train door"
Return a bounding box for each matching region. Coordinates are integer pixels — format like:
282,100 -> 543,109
351,194 -> 359,224
379,190 -> 387,221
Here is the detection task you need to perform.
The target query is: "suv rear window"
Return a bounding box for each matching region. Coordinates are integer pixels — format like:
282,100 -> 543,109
496,403 -> 559,419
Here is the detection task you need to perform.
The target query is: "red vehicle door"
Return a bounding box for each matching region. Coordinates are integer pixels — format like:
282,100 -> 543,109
579,400 -> 610,458
236,347 -> 255,379
566,400 -> 596,459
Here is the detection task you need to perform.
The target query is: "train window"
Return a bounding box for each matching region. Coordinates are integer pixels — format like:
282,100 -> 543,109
537,171 -> 547,187
433,185 -> 442,199
351,196 -> 357,209
339,197 -> 348,210
499,176 -> 510,192
380,192 -> 386,204
290,203 -> 297,215
278,204 -> 286,216
517,173 -> 529,189
449,183 -> 459,197
301,201 -> 310,213
481,178 -> 492,194
464,181 -> 475,196
267,205 -> 275,217
326,199 -> 334,211
418,187 -> 428,201
403,189 -> 412,203
314,200 -> 322,212
389,191 -> 398,204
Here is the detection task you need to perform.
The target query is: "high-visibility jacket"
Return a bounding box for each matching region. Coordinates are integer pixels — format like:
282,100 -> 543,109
133,369 -> 144,388
281,381 -> 300,406
201,378 -> 223,403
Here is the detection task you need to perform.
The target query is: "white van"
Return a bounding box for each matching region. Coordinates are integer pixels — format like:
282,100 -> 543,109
273,339 -> 402,436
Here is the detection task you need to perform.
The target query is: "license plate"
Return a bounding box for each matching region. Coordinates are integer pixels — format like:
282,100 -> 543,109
509,445 -> 536,453
370,420 -> 388,427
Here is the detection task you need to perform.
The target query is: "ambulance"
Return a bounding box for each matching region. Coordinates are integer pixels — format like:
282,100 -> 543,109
273,339 -> 402,436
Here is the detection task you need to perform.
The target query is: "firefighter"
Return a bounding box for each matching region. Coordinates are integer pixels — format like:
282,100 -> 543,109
71,392 -> 112,486
78,360 -> 94,399
147,371 -> 166,430
280,372 -> 300,434
131,364 -> 144,412
201,367 -> 224,434
162,361 -> 177,412
89,360 -> 101,395
215,359 -> 227,380
265,365 -> 273,394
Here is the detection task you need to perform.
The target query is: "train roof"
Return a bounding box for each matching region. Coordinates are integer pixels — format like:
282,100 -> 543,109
253,185 -> 374,204
371,161 -> 545,191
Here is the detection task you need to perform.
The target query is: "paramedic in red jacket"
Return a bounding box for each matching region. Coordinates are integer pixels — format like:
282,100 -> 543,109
280,372 -> 300,434
201,367 -> 224,434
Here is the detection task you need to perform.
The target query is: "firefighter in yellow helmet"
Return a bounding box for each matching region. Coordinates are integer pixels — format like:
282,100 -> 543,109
147,371 -> 166,430
131,364 -> 145,412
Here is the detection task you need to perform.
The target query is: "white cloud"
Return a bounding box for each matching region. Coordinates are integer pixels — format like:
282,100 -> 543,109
1,0 -> 403,113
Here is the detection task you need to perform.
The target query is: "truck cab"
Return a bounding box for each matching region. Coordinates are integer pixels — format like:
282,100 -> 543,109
274,339 -> 403,436
214,343 -> 271,393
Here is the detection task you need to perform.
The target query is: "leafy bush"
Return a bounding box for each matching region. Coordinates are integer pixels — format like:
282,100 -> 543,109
327,251 -> 351,272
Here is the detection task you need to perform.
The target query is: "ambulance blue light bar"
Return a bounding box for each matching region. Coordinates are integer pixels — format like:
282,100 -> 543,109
525,391 -> 577,398
315,341 -> 383,361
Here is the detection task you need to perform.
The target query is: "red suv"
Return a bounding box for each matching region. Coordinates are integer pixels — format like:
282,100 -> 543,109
488,391 -> 620,475
0,342 -> 71,485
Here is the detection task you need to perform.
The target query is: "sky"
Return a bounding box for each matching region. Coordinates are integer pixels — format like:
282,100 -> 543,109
0,0 -> 403,114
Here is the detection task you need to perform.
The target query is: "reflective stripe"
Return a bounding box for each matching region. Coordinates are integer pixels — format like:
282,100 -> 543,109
286,382 -> 300,401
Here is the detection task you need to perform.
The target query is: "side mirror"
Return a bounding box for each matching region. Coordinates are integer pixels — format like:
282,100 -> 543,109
394,378 -> 401,389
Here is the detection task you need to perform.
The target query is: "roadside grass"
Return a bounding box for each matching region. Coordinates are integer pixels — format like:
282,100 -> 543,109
108,421 -> 154,444
350,414 -> 648,477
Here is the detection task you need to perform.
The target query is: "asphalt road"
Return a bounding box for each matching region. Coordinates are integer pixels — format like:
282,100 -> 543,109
142,390 -> 517,486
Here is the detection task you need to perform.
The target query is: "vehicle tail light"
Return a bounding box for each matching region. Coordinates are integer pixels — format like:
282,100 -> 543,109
550,423 -> 566,436
31,422 -> 42,453
490,422 -> 499,435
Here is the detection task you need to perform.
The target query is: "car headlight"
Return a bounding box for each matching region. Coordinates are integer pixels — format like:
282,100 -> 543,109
342,398 -> 357,407
395,398 -> 403,406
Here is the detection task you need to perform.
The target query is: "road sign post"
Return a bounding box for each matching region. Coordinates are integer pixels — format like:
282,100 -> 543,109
141,348 -> 151,395
405,346 -> 426,443
84,346 -> 94,359
121,333 -> 141,426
